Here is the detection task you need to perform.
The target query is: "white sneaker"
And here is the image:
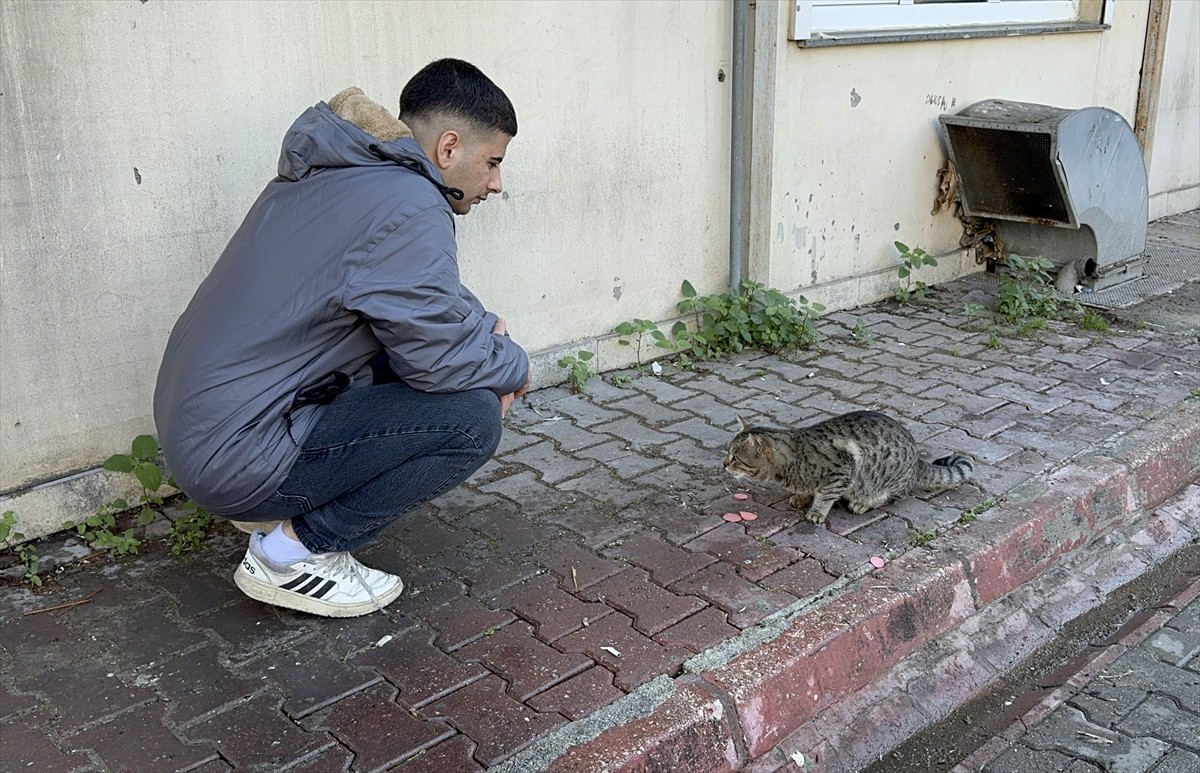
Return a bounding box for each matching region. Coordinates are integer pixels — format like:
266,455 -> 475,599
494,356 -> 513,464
233,531 -> 403,617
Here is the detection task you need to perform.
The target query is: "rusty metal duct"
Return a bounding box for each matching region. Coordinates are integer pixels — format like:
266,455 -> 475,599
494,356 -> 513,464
939,99 -> 1148,291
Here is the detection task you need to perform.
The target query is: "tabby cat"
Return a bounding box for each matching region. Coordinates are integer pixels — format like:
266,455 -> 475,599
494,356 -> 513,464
724,411 -> 973,524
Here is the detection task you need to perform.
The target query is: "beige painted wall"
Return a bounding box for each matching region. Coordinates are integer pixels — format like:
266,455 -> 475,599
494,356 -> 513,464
748,0 -> 1153,309
1,0 -> 731,503
1146,0 -> 1200,219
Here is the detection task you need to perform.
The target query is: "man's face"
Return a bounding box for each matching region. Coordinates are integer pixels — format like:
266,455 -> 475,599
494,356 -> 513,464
442,130 -> 511,215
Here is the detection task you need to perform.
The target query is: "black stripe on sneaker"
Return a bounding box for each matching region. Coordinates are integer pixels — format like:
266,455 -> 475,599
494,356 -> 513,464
280,573 -> 313,591
295,575 -> 326,595
310,579 -> 337,599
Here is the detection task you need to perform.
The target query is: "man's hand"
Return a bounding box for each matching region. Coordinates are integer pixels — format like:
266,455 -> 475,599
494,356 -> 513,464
493,317 -> 508,336
514,364 -> 533,398
499,391 -> 516,417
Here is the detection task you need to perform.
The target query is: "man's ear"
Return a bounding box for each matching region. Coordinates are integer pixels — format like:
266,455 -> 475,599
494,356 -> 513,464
433,130 -> 462,171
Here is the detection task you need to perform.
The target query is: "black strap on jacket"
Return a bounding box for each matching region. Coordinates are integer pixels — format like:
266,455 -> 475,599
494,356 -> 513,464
284,371 -> 351,444
368,144 -> 465,201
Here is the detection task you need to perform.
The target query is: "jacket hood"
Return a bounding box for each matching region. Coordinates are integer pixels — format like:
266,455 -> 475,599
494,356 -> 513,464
277,86 -> 437,183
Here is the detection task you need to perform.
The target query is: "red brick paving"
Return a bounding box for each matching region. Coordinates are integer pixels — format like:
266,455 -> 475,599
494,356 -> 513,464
308,682 -> 454,772
3,268 -> 1197,772
424,675 -> 564,766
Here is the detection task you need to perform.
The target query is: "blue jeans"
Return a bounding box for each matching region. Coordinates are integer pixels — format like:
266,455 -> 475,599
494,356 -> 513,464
232,380 -> 502,553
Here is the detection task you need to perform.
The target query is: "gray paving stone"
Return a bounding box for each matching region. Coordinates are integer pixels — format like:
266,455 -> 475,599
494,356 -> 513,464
660,416 -> 734,447
538,394 -> 625,427
589,417 -> 680,449
1022,705 -> 1171,772
1148,747 -> 1200,773
1146,626 -> 1200,667
607,394 -> 694,426
1101,647 -> 1200,711
519,417 -> 611,453
1120,694 -> 1200,752
499,441 -> 595,484
984,744 -> 1077,773
688,374 -> 764,403
627,376 -> 700,404
671,395 -> 742,427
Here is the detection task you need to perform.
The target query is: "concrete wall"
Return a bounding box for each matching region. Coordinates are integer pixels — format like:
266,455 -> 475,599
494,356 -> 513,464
748,0 -> 1153,310
2,0 -> 1187,540
0,0 -> 732,511
1146,0 -> 1200,219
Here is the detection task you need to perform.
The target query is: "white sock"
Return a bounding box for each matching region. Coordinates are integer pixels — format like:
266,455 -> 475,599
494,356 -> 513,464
258,524 -> 312,565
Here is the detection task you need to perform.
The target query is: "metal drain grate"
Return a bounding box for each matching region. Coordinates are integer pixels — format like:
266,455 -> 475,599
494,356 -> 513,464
1080,239 -> 1200,309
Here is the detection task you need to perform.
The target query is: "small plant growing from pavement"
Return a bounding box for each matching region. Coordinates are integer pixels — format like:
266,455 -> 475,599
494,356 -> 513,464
66,499 -> 142,555
166,500 -> 212,557
102,434 -> 169,527
77,434 -> 213,557
1,511 -> 43,587
850,318 -> 876,347
613,319 -> 660,368
996,255 -> 1081,325
910,527 -> 937,547
893,242 -> 938,303
958,500 -> 995,525
676,278 -> 825,359
557,350 -> 595,392
1079,309 -> 1110,332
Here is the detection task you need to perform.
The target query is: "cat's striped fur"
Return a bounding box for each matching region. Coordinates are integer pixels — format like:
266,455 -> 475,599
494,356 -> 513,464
724,410 -> 973,524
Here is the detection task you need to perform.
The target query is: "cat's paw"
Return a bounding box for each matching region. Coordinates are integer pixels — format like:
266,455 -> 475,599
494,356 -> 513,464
845,499 -> 871,515
804,508 -> 828,525
788,494 -> 813,511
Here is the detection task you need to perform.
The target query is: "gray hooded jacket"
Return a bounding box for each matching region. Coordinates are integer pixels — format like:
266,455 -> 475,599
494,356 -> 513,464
154,88 -> 529,516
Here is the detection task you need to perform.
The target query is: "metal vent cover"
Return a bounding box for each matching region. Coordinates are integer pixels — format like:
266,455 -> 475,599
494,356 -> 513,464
940,100 -> 1148,290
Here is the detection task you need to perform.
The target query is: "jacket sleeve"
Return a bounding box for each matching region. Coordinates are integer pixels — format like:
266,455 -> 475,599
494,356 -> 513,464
344,206 -> 530,395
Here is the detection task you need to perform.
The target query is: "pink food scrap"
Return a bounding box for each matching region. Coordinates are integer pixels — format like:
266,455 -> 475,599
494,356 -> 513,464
722,512 -> 743,522
739,511 -> 758,521
733,493 -> 749,501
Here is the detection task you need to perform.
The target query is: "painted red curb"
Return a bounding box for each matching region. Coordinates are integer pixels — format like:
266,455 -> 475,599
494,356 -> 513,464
546,677 -> 742,773
704,549 -> 973,758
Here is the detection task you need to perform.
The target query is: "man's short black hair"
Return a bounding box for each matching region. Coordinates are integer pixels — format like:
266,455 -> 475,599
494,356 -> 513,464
400,58 -> 517,137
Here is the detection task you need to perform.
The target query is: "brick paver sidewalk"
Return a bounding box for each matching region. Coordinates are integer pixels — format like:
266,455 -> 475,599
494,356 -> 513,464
2,243 -> 1197,769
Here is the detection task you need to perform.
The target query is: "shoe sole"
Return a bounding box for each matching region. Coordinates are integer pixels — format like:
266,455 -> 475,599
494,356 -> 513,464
230,519 -> 281,535
233,567 -> 403,618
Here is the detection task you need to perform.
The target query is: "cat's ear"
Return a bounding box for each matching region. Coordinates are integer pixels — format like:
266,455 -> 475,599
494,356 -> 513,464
746,432 -> 772,457
737,415 -> 750,432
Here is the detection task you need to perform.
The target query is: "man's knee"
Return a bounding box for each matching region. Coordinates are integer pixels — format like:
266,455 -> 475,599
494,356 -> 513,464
457,389 -> 503,459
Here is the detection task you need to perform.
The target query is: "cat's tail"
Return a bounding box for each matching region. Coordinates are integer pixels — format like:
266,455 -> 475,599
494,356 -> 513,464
914,454 -> 974,488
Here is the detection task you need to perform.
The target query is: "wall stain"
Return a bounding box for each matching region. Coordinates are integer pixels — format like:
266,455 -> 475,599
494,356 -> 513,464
133,167 -> 142,185
850,88 -> 861,107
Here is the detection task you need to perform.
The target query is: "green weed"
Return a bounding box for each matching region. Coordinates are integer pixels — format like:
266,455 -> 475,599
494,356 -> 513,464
1079,309 -> 1110,332
910,528 -> 937,547
893,242 -> 939,303
557,350 -> 595,392
1,511 -> 42,587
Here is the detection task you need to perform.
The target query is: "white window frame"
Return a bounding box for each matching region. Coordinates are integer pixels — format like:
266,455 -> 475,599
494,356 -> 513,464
790,0 -> 1086,41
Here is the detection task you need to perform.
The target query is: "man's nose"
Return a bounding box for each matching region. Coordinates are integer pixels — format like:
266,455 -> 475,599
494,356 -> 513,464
488,168 -> 503,194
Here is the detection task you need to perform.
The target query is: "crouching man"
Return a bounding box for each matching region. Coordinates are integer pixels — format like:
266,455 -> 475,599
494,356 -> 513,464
154,59 -> 530,617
